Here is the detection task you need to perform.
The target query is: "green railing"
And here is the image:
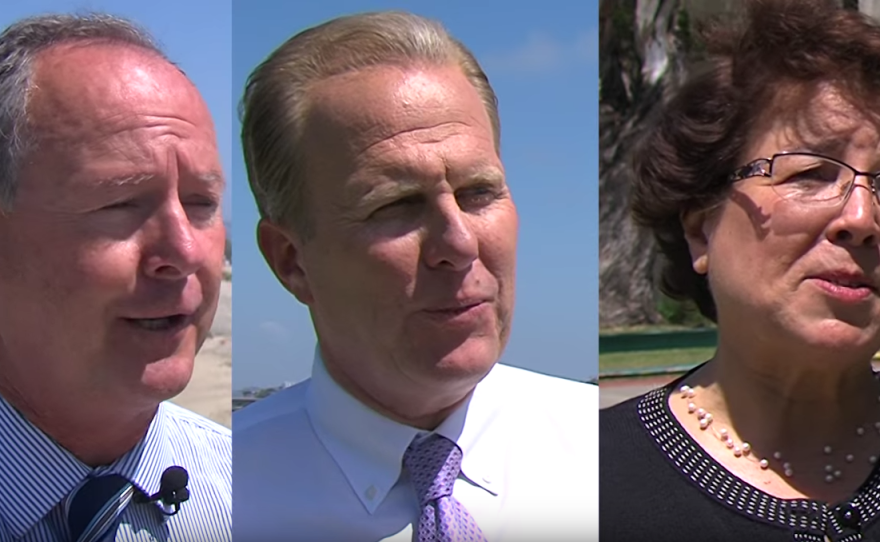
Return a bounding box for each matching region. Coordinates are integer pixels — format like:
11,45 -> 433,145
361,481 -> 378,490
599,327 -> 880,379
599,328 -> 717,354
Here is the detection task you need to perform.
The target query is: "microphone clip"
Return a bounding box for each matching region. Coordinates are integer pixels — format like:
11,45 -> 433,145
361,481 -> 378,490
135,466 -> 190,516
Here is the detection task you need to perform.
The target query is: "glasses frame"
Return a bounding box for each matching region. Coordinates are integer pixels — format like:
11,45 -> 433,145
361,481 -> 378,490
729,151 -> 880,206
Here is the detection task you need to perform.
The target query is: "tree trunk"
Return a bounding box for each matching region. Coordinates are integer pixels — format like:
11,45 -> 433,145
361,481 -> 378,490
598,0 -> 685,328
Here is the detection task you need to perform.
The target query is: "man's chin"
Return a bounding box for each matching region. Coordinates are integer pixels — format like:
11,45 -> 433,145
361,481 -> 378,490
137,353 -> 195,401
421,336 -> 501,382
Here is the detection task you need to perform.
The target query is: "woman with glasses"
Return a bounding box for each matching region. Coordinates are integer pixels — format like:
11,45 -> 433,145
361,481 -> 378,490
600,0 -> 880,540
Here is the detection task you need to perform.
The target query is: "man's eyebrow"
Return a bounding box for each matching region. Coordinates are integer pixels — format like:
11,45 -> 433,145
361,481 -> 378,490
197,171 -> 227,188
458,165 -> 505,184
92,171 -> 226,189
93,173 -> 154,188
343,164 -> 505,210
355,178 -> 423,208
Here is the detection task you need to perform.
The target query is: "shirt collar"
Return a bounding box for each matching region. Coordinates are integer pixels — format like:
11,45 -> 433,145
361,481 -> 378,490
306,347 -> 505,514
116,402 -> 176,497
0,394 -> 175,539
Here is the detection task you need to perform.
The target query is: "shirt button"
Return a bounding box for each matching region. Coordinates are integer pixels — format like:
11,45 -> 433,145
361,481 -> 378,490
835,502 -> 861,529
365,486 -> 377,501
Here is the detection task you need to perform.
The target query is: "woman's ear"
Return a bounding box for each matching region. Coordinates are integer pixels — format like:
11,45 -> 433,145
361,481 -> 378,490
681,209 -> 712,275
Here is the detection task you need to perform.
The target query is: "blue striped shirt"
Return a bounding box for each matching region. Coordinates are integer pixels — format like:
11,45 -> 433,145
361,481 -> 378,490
0,396 -> 231,541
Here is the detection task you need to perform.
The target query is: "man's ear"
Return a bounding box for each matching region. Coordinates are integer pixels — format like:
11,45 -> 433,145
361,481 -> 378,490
681,209 -> 713,275
257,218 -> 314,305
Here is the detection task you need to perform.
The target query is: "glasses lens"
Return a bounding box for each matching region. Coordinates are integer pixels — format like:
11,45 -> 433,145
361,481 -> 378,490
769,154 -> 852,206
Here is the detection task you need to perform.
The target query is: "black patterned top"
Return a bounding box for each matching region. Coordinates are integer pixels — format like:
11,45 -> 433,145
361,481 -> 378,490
600,373 -> 880,542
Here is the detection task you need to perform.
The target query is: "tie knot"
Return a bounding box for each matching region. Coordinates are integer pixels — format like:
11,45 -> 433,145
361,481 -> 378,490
403,434 -> 463,505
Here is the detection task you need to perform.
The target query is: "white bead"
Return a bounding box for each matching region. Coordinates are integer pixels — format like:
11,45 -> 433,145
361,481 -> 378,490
857,427 -> 865,436
875,421 -> 880,429
719,428 -> 728,438
687,389 -> 695,398
726,440 -> 735,449
699,418 -> 709,429
826,474 -> 835,483
871,456 -> 878,464
733,446 -> 742,457
680,386 -> 690,397
783,462 -> 791,470
784,469 -> 794,477
824,446 -> 833,454
759,459 -> 769,469
742,443 -> 751,454
704,413 -> 713,422
834,470 -> 842,478
696,408 -> 706,418
826,464 -> 834,473
688,402 -> 696,413
846,454 -> 854,463
773,451 -> 782,460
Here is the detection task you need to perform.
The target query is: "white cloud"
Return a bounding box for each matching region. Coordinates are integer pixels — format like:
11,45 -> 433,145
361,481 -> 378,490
482,29 -> 597,75
258,320 -> 290,343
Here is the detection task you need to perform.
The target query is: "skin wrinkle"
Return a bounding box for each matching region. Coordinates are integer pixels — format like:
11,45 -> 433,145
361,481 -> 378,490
358,120 -> 472,155
341,118 -> 502,223
260,64 -> 516,429
673,85 -> 880,502
349,164 -> 506,220
0,43 -> 225,466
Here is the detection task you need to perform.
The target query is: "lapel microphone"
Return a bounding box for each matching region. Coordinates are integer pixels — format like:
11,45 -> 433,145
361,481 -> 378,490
134,466 -> 190,516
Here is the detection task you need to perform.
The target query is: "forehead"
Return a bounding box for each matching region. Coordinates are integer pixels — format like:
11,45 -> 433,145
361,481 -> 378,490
747,84 -> 880,158
298,64 -> 501,211
27,42 -> 214,143
304,63 -> 497,161
9,43 -> 222,205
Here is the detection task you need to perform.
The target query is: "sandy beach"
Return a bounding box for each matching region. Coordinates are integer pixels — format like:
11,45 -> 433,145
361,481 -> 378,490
170,278 -> 232,428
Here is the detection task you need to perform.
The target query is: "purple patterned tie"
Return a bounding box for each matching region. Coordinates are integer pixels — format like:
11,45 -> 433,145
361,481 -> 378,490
403,434 -> 488,542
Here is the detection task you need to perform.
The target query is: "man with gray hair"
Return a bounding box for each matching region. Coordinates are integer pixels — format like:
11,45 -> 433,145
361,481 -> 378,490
233,11 -> 597,541
0,12 -> 231,542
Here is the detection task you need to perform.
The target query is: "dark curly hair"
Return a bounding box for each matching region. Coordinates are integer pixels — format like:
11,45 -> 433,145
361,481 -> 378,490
632,0 -> 880,322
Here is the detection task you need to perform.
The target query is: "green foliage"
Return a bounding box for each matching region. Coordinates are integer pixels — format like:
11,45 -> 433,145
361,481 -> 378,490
609,1 -> 636,50
656,293 -> 709,327
674,7 -> 707,56
254,387 -> 276,399
675,8 -> 694,52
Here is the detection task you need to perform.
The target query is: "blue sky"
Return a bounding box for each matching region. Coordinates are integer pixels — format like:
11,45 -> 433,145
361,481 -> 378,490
232,1 -> 599,388
0,0 -> 233,222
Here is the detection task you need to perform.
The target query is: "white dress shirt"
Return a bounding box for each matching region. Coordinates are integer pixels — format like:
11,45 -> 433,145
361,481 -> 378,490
233,348 -> 598,541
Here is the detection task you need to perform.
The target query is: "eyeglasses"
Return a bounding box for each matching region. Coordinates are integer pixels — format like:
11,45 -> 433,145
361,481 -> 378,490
729,152 -> 880,207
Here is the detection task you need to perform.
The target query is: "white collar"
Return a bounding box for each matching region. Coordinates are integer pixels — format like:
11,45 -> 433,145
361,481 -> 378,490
306,347 -> 504,513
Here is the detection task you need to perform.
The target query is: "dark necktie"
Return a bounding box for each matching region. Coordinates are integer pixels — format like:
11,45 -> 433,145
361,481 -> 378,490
65,474 -> 135,542
403,434 -> 488,542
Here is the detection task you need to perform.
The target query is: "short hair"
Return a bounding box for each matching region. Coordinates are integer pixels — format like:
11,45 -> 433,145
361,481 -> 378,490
631,0 -> 880,322
0,13 -> 166,211
240,11 -> 501,239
